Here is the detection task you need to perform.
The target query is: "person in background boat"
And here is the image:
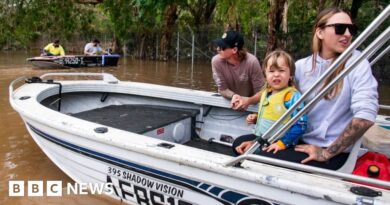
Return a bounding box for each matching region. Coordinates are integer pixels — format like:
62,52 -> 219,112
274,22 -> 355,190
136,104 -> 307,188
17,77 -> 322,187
212,30 -> 265,111
236,8 -> 378,170
84,39 -> 107,56
42,40 -> 65,56
234,50 -> 307,155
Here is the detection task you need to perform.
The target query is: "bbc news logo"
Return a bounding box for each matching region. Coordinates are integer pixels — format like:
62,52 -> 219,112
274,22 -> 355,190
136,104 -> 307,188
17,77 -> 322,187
9,180 -> 113,196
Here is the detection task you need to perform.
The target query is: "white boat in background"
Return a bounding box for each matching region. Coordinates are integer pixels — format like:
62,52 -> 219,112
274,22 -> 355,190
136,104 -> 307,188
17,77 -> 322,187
26,54 -> 120,69
9,72 -> 390,205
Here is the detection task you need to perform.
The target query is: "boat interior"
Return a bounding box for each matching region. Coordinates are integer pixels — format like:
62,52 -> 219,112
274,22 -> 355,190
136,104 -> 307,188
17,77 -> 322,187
40,91 -> 250,156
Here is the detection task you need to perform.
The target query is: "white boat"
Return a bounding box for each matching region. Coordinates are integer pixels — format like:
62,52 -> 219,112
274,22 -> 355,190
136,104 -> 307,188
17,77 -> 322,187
9,72 -> 390,205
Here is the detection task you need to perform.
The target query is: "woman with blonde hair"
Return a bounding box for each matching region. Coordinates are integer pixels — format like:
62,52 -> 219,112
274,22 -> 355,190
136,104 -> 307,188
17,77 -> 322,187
293,7 -> 378,169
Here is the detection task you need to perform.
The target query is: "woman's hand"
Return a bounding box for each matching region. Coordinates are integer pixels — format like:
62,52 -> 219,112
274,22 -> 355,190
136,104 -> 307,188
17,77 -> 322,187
246,114 -> 257,124
235,141 -> 255,154
294,144 -> 330,163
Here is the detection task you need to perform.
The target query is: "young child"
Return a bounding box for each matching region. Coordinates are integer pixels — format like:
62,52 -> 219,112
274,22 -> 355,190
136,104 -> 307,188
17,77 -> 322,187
235,50 -> 307,154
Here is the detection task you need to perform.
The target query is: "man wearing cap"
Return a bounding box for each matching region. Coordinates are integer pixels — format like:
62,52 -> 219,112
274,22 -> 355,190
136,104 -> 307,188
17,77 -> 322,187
212,30 -> 264,110
42,40 -> 65,56
84,39 -> 107,56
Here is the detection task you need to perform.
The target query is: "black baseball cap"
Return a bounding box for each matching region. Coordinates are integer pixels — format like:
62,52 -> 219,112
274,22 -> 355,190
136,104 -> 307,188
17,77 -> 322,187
214,31 -> 244,50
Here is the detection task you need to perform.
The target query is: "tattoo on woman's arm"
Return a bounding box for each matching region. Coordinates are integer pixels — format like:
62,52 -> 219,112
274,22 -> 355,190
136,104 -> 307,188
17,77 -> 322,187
316,149 -> 328,161
326,118 -> 374,159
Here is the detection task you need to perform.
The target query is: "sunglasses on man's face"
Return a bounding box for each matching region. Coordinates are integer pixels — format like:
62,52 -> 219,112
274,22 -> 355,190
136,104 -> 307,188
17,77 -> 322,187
323,23 -> 358,36
216,46 -> 228,51
217,46 -> 236,52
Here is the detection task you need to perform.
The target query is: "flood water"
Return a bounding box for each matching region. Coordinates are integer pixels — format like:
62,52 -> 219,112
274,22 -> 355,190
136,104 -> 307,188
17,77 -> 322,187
0,51 -> 389,205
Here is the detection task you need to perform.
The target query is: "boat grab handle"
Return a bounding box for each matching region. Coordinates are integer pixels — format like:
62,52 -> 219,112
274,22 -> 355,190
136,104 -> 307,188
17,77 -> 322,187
9,76 -> 27,99
39,73 -> 119,84
379,105 -> 390,110
226,154 -> 390,190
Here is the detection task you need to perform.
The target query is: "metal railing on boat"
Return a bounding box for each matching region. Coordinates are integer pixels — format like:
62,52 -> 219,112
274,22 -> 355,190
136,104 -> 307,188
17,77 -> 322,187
231,154 -> 390,189
9,76 -> 29,101
225,5 -> 390,189
380,105 -> 390,110
40,72 -> 119,84
9,73 -> 119,100
370,45 -> 390,66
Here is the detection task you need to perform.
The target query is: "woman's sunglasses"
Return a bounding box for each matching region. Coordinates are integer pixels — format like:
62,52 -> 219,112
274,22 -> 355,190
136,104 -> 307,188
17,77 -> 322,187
323,23 -> 358,36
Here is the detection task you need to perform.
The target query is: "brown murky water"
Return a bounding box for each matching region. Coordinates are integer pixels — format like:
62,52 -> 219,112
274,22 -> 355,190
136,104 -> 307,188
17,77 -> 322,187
1,52 -> 389,205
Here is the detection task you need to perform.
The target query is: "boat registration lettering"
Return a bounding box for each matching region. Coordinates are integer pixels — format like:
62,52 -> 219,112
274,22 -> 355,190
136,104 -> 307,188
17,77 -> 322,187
63,57 -> 81,65
106,172 -> 194,205
107,166 -> 185,198
108,166 -> 122,177
106,166 -> 273,205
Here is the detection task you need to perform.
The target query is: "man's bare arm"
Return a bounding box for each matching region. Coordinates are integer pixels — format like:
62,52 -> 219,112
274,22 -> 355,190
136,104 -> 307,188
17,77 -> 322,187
245,92 -> 261,105
219,89 -> 236,99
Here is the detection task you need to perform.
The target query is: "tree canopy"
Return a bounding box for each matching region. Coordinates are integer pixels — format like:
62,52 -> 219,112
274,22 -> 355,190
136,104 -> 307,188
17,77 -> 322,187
0,0 -> 388,60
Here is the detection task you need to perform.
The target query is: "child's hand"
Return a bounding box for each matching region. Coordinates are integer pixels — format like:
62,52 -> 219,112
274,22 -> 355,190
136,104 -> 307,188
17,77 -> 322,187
263,142 -> 285,154
246,114 -> 257,124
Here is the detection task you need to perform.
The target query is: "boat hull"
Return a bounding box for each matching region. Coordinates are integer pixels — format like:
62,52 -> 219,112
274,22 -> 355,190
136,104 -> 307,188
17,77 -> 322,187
9,74 -> 390,205
24,121 -> 283,205
27,55 -> 120,69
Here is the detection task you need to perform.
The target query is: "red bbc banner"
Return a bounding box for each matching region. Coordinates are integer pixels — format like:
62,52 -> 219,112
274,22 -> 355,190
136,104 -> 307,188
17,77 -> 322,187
157,128 -> 164,135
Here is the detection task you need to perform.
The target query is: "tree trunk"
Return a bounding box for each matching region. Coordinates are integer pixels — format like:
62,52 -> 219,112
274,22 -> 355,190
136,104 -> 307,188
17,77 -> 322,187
266,0 -> 287,56
159,4 -> 178,61
191,0 -> 216,54
280,0 -> 289,48
111,35 -> 121,54
350,0 -> 363,20
317,0 -> 327,13
139,33 -> 146,59
333,0 -> 343,7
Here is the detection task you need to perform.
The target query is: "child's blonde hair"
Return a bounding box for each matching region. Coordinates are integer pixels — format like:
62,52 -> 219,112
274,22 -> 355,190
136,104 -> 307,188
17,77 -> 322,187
262,50 -> 296,89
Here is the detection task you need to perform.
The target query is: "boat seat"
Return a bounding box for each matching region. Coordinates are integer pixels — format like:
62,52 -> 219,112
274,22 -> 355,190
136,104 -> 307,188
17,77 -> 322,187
336,137 -> 364,173
73,104 -> 199,134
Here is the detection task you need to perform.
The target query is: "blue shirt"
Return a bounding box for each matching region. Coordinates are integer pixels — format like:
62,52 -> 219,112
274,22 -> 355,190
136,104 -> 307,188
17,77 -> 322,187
280,91 -> 307,146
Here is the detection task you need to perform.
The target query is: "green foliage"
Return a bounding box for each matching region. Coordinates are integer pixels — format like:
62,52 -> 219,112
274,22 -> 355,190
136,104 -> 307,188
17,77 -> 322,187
0,0 -> 103,49
100,0 -> 175,47
0,0 -> 388,59
101,0 -> 135,44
